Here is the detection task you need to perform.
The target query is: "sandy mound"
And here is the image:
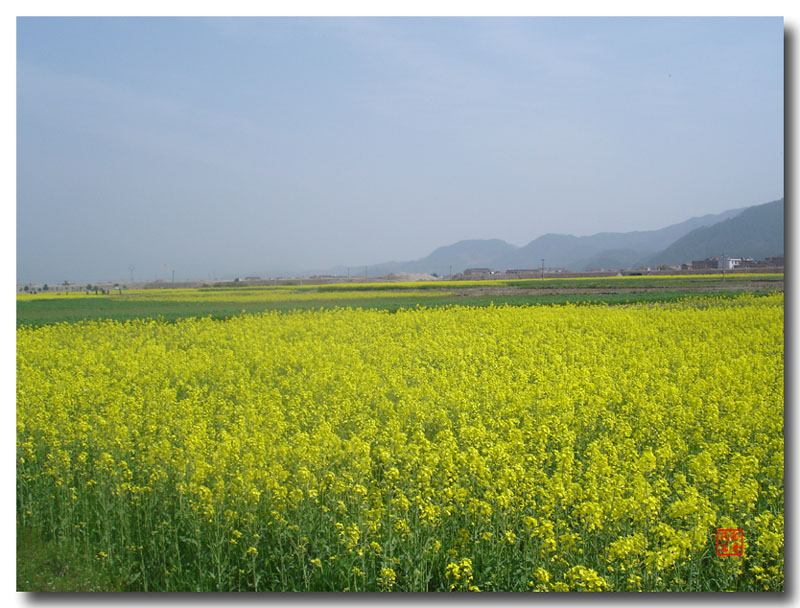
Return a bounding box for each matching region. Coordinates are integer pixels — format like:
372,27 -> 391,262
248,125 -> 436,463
385,272 -> 440,282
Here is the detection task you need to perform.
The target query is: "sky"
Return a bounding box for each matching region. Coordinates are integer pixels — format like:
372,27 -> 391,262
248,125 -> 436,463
16,16 -> 784,284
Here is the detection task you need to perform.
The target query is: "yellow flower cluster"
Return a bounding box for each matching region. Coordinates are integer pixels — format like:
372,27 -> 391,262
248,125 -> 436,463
16,293 -> 783,591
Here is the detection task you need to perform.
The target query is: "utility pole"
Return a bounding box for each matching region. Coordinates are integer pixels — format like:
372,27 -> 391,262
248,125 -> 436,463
541,259 -> 545,281
128,264 -> 135,283
172,269 -> 175,285
721,252 -> 726,281
449,265 -> 452,279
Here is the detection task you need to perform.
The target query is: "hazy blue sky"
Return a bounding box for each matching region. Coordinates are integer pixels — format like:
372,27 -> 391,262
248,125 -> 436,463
17,17 -> 783,284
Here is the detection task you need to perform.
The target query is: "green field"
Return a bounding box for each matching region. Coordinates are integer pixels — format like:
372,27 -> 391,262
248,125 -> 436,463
16,273 -> 783,327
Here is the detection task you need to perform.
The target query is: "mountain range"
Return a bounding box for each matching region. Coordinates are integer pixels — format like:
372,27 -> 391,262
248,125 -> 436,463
316,198 -> 783,277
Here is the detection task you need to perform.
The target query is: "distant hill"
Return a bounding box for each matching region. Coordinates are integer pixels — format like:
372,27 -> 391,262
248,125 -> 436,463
489,206 -> 746,272
311,198 -> 779,277
326,238 -> 518,277
419,238 -> 518,268
645,198 -> 784,266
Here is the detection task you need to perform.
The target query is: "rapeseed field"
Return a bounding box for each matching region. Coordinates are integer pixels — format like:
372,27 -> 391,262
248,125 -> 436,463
16,293 -> 783,591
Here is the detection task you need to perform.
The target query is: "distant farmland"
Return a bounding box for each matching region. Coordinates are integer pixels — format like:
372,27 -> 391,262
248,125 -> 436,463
16,273 -> 783,327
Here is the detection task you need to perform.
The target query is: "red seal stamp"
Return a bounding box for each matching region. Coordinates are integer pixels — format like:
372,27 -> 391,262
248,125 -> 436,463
717,529 -> 743,556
